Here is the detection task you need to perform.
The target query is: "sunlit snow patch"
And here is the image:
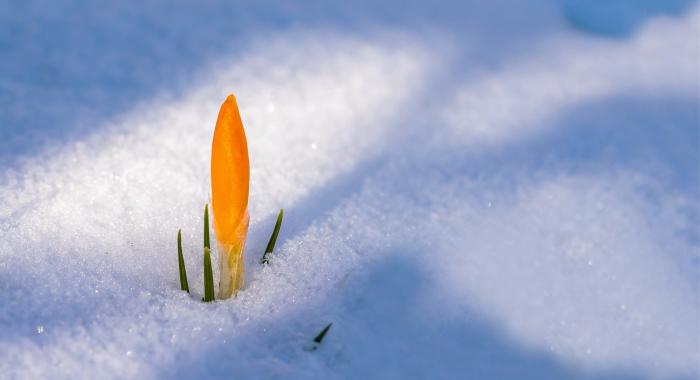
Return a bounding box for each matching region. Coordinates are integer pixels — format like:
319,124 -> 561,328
441,8 -> 698,149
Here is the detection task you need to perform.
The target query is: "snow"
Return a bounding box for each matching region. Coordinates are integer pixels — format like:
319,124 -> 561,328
1,1 -> 698,379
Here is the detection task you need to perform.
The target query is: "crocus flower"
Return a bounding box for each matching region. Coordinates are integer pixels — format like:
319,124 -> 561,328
211,94 -> 250,299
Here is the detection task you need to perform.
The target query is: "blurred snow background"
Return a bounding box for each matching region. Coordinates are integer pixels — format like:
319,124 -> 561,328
0,1 -> 698,379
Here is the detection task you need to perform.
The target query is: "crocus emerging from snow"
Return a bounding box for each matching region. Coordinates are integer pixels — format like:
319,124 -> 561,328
211,94 -> 250,299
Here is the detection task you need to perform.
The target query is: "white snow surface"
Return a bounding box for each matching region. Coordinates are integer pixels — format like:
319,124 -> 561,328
1,1 -> 698,379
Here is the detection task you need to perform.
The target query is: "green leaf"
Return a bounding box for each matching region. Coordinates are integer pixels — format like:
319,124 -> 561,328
313,322 -> 332,344
177,229 -> 189,293
203,247 -> 215,302
203,204 -> 211,250
260,208 -> 284,265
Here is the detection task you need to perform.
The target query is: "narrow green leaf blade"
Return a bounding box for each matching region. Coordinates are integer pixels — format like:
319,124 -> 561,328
260,208 -> 284,265
204,204 -> 210,250
177,229 -> 189,293
313,322 -> 332,344
203,247 -> 215,302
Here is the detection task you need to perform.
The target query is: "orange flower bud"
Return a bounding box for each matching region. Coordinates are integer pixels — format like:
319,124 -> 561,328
211,94 -> 250,298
